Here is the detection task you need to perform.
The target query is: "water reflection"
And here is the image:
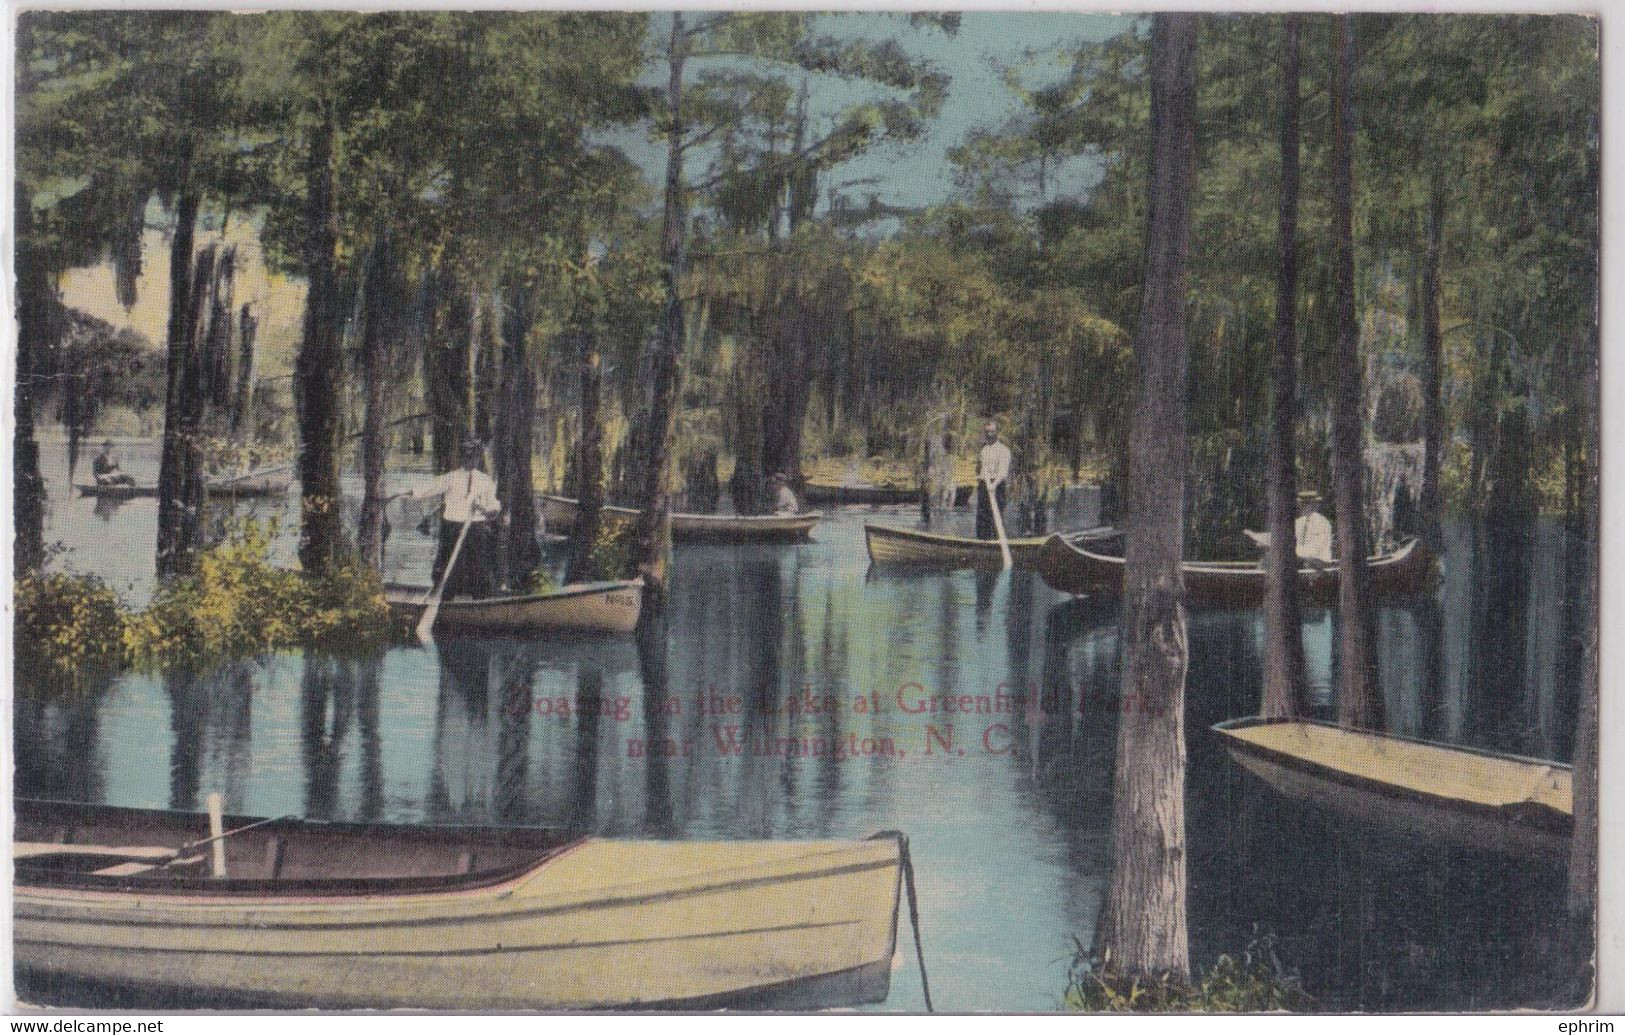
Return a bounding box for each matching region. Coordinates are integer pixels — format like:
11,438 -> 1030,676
17,435 -> 1590,1010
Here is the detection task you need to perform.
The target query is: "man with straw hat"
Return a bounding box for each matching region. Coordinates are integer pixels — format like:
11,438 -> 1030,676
1245,488 -> 1334,566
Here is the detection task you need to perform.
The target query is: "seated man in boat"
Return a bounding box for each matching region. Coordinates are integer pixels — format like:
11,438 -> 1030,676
399,434 -> 504,598
974,420 -> 1011,540
771,472 -> 800,515
92,440 -> 136,487
1245,490 -> 1335,567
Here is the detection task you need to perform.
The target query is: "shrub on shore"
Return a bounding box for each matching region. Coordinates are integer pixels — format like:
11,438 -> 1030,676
1063,934 -> 1314,1013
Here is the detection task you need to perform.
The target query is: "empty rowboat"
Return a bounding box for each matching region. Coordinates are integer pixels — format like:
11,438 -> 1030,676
539,494 -> 819,544
865,522 -> 1113,570
1212,717 -> 1571,861
14,798 -> 909,1010
384,578 -> 643,635
804,482 -> 974,507
1036,534 -> 1434,605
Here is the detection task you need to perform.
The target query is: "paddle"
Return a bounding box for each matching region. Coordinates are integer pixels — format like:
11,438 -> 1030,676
417,518 -> 473,645
985,476 -> 1012,570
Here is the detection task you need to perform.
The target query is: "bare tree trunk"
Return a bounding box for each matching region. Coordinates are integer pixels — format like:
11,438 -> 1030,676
294,108 -> 347,575
630,11 -> 689,605
1330,16 -> 1383,730
1418,175 -> 1446,557
1261,14 -> 1308,720
569,321 -> 607,583
201,247 -> 237,419
14,192 -> 49,575
494,284 -> 540,590
156,177 -> 202,578
1092,11 -> 1196,984
356,234 -> 396,573
229,303 -> 258,439
424,266 -> 474,475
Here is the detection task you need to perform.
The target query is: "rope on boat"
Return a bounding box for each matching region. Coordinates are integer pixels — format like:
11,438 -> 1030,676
878,831 -> 934,1012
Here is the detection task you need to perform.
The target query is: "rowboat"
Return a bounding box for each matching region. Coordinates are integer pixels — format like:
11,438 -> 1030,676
539,494 -> 820,544
804,482 -> 974,507
384,578 -> 643,635
865,522 -> 1114,570
1035,534 -> 1434,605
74,468 -> 293,502
1212,717 -> 1571,861
207,466 -> 292,498
14,798 -> 908,1010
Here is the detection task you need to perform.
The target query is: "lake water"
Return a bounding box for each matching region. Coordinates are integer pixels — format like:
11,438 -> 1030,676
17,438 -> 1589,1011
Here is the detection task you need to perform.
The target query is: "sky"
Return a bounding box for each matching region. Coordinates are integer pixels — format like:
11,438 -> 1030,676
609,12 -> 1133,220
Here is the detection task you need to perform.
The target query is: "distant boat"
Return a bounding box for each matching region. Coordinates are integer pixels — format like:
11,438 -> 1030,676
1036,534 -> 1434,605
539,494 -> 819,544
804,481 -> 975,507
384,578 -> 643,635
865,522 -> 1114,570
75,466 -> 293,502
1212,717 -> 1571,861
14,798 -> 909,1010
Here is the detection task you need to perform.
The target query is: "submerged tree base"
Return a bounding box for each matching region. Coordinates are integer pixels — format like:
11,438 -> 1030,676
1063,934 -> 1315,1013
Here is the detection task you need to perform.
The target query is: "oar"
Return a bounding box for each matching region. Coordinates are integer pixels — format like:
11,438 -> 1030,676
417,519 -> 473,645
986,477 -> 1012,570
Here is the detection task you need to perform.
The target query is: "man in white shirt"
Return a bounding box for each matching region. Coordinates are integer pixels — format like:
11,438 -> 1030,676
770,472 -> 799,515
975,420 -> 1012,540
1245,490 -> 1335,566
401,435 -> 503,598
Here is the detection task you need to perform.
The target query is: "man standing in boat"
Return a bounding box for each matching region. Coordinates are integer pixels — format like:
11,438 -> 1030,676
975,420 -> 1011,540
400,434 -> 503,598
92,439 -> 136,487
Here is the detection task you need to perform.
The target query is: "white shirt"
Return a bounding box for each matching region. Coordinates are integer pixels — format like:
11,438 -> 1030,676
978,440 -> 1012,485
408,467 -> 501,523
775,485 -> 800,515
1295,511 -> 1334,563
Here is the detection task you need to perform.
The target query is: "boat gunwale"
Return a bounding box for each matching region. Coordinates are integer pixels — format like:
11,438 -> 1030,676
1055,534 -> 1422,575
539,494 -> 821,530
382,578 -> 643,610
1210,716 -> 1573,835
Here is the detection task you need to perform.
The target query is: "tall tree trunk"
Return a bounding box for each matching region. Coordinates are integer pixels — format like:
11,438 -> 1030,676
1568,322 -> 1599,925
200,246 -> 237,420
1330,15 -> 1383,730
424,266 -> 474,475
494,284 -> 540,590
630,11 -> 689,604
1092,11 -> 1196,984
294,109 -> 346,575
1260,14 -> 1308,720
174,244 -> 216,564
14,194 -> 49,575
229,303 -> 258,439
356,234 -> 396,573
156,178 -> 202,578
1418,174 -> 1446,557
569,320 -> 607,583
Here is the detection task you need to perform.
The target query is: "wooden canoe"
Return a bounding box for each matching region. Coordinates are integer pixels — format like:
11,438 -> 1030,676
865,522 -> 1114,570
385,578 -> 643,635
75,468 -> 293,502
804,481 -> 976,506
14,798 -> 906,1010
539,494 -> 820,543
1212,717 -> 1572,861
1036,534 -> 1434,605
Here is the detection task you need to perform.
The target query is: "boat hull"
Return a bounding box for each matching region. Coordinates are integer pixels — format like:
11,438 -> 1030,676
14,802 -> 904,1011
75,470 -> 292,502
75,483 -> 158,500
539,495 -> 819,544
805,482 -> 973,507
865,522 -> 1061,569
385,579 -> 643,634
1213,717 -> 1571,861
1036,534 -> 1434,605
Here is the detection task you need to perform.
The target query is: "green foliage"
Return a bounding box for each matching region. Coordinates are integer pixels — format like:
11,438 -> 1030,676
588,520 -> 640,582
526,566 -> 562,594
1063,935 -> 1315,1013
15,572 -> 127,688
